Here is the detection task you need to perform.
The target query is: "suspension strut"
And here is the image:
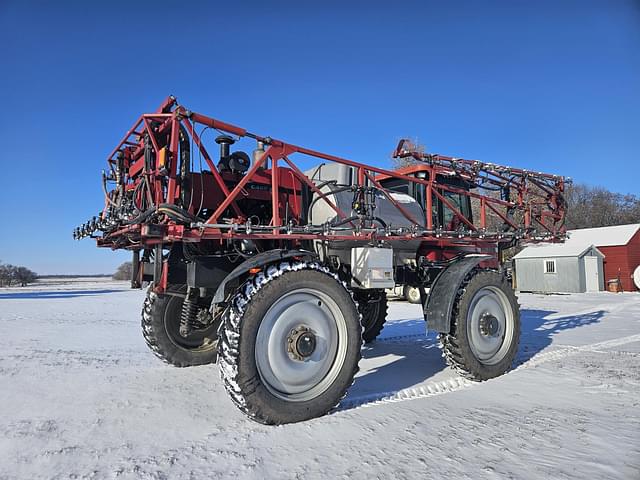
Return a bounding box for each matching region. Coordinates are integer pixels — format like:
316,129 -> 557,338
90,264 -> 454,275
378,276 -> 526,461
179,287 -> 199,337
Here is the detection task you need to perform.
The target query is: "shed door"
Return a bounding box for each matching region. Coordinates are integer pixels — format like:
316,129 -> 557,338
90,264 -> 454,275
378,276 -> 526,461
584,256 -> 600,292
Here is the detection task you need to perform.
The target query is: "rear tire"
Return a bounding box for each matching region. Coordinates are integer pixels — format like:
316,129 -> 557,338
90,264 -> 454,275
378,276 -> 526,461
141,287 -> 218,367
355,289 -> 388,343
404,285 -> 421,304
218,262 -> 362,424
438,270 -> 520,381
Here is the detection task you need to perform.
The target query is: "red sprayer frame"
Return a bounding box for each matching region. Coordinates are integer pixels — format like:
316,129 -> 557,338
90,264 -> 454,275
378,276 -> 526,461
93,96 -> 567,252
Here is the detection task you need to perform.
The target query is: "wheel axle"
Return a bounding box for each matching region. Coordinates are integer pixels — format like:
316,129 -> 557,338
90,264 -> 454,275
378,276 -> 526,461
479,313 -> 500,337
287,325 -> 317,361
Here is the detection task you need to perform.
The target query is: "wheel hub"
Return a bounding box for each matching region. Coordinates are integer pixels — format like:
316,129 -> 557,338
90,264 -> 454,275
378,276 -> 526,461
479,313 -> 500,336
255,287 -> 346,400
466,286 -> 514,365
287,325 -> 317,361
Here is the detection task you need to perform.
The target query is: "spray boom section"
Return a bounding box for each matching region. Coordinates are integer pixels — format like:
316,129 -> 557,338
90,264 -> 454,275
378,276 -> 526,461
74,96 -> 568,249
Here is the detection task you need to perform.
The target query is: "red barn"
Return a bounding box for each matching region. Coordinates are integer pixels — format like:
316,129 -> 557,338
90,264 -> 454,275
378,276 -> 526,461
568,224 -> 640,291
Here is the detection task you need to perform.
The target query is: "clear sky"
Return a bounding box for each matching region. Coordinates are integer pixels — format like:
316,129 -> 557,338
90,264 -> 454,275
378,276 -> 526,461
1,0 -> 638,275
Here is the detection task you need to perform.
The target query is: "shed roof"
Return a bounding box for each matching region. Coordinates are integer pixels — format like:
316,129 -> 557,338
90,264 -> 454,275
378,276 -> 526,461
513,243 -> 602,260
566,223 -> 640,247
514,223 -> 639,260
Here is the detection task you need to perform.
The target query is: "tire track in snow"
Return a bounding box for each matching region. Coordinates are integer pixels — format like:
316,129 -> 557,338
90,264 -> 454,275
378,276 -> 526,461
337,376 -> 474,411
338,333 -> 640,412
374,333 -> 431,343
514,333 -> 640,369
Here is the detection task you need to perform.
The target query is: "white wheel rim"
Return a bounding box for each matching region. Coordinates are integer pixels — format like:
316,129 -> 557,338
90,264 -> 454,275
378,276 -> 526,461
407,287 -> 420,303
466,286 -> 514,365
255,288 -> 348,401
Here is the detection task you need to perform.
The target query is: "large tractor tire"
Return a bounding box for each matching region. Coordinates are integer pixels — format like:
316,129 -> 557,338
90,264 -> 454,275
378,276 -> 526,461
141,287 -> 219,367
218,262 -> 362,424
354,289 -> 388,343
438,270 -> 520,381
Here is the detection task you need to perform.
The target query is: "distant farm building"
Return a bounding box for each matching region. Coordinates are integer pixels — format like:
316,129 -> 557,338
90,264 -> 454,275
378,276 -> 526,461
513,243 -> 604,293
566,224 -> 640,292
514,223 -> 640,293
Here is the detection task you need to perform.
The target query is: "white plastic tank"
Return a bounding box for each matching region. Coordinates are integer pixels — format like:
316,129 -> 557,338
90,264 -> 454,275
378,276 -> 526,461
304,163 -> 424,267
305,163 -> 425,228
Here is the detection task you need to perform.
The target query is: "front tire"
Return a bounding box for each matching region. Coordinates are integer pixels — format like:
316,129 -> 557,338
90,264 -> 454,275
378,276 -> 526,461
438,270 -> 520,381
218,262 -> 362,424
141,287 -> 218,367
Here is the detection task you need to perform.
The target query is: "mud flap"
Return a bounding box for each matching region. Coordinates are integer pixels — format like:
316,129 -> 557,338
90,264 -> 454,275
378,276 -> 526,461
212,249 -> 317,304
424,255 -> 491,333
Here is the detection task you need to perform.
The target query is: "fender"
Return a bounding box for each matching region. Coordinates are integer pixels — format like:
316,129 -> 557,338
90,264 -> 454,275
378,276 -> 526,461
212,249 -> 318,304
424,254 -> 492,333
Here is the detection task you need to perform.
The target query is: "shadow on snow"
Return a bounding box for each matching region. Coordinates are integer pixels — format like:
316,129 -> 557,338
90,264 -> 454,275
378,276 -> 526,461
345,306 -> 605,404
0,289 -> 123,299
516,308 -> 605,363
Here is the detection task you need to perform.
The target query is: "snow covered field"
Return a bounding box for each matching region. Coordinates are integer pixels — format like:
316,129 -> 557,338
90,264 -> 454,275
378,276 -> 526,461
1,281 -> 639,479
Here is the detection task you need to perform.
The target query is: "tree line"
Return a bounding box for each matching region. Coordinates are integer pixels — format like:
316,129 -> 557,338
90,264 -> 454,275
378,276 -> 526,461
113,262 -> 133,281
0,262 -> 38,287
474,182 -> 640,231
564,184 -> 640,230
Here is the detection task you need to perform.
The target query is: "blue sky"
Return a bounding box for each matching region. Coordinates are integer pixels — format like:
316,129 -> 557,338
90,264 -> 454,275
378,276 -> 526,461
1,1 -> 638,275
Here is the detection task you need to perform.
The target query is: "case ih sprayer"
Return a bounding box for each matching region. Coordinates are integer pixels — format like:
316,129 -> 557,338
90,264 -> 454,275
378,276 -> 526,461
75,96 -> 567,424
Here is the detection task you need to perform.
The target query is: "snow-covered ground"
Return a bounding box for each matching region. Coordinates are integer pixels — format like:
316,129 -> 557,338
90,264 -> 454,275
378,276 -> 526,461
1,280 -> 639,479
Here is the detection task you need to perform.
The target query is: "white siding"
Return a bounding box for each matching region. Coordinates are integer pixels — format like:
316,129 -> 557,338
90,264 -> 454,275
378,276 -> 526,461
516,256 -> 582,293
515,246 -> 604,293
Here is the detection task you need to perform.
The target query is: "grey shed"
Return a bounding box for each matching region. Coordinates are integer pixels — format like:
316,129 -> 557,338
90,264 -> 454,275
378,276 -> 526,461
513,243 -> 604,293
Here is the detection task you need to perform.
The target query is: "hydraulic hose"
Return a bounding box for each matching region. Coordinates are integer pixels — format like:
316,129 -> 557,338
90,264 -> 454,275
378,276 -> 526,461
124,203 -> 197,226
157,203 -> 198,222
330,216 -> 387,229
373,217 -> 388,228
101,173 -> 118,207
308,183 -> 349,212
125,208 -> 155,225
308,184 -> 352,224
330,215 -> 358,228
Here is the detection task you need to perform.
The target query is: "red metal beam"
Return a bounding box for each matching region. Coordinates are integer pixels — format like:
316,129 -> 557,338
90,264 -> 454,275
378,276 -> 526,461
94,99 -> 568,253
364,170 -> 422,226
206,146 -> 273,223
281,155 -> 353,225
181,118 -> 244,218
432,189 -> 477,231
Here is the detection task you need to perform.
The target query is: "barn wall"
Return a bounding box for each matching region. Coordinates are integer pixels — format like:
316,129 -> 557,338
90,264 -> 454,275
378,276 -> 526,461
599,229 -> 640,291
515,257 -> 582,293
625,230 -> 640,291
600,245 -> 627,287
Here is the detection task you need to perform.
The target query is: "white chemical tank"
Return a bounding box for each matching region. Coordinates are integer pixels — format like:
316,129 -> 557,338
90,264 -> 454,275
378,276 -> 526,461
305,163 -> 425,228
304,163 -> 425,267
308,184 -> 425,229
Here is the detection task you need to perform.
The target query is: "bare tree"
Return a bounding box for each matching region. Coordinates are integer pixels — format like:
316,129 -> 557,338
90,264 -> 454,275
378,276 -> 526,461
113,262 -> 133,281
14,266 -> 37,287
565,183 -> 640,229
0,262 -> 37,287
391,137 -> 424,169
0,263 -> 12,287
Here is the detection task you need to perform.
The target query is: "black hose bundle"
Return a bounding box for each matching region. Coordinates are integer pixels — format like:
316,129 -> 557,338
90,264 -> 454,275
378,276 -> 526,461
330,216 -> 387,229
157,204 -> 198,223
125,208 -> 155,225
125,204 -> 198,226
